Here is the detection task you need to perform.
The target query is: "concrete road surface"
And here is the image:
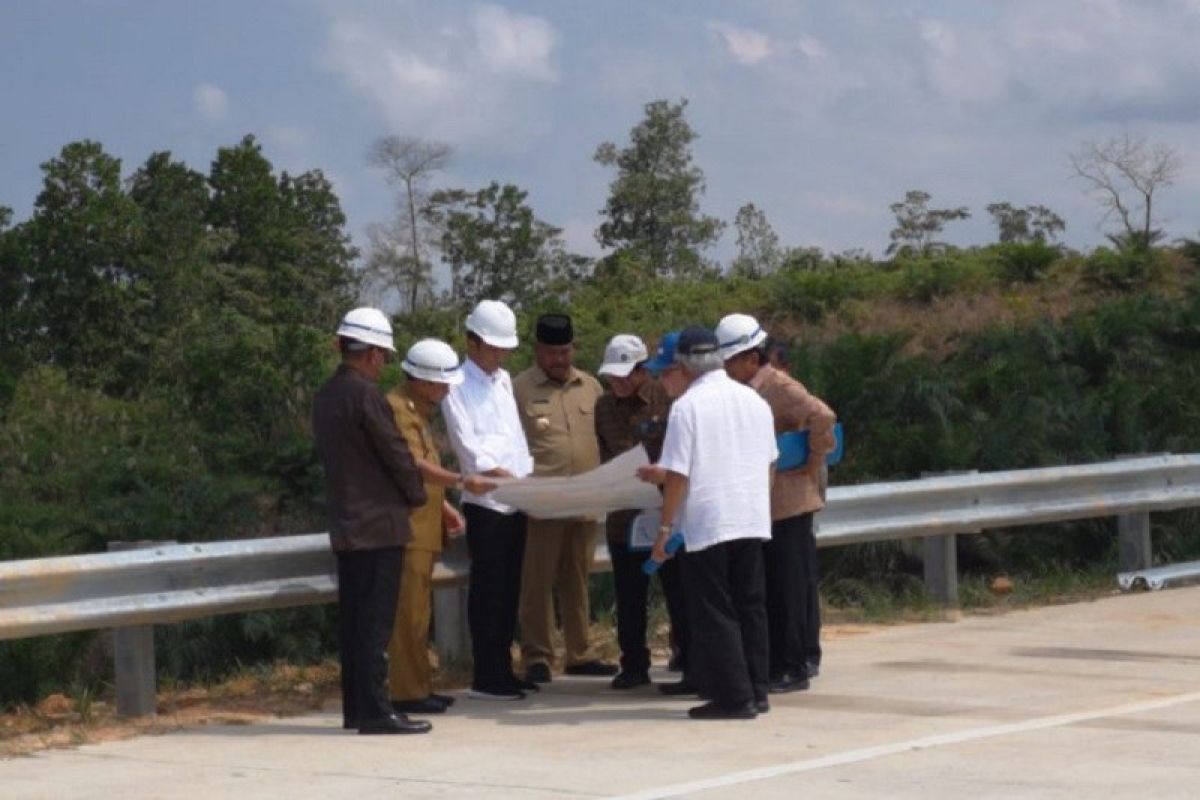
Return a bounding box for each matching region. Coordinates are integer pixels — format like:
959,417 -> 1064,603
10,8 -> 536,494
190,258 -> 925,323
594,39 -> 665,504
3,586 -> 1199,799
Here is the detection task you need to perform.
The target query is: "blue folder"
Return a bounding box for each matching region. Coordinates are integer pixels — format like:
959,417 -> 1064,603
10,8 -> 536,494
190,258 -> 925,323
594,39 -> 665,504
776,422 -> 844,471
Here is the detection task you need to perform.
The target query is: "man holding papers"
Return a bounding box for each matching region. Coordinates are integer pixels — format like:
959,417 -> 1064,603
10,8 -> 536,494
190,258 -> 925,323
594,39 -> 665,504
648,325 -> 777,720
716,313 -> 837,692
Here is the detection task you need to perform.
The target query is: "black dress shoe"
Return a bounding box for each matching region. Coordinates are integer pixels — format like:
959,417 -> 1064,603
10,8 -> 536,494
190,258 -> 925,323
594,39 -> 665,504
658,679 -> 699,696
507,677 -> 541,693
358,714 -> 433,734
525,663 -> 552,683
431,693 -> 456,707
610,671 -> 651,690
392,696 -> 448,715
754,695 -> 770,714
564,660 -> 619,676
806,661 -> 820,678
687,701 -> 758,720
768,673 -> 810,694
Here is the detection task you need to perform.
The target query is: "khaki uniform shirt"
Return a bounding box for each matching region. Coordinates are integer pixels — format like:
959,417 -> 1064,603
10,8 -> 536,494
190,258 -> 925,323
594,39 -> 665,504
512,365 -> 603,478
385,384 -> 445,553
749,365 -> 837,521
593,378 -> 672,542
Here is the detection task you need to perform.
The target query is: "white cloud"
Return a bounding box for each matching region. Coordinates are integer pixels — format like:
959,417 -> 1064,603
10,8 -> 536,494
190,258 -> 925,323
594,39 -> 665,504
472,4 -> 559,81
319,7 -> 559,145
192,83 -> 228,121
708,21 -> 774,65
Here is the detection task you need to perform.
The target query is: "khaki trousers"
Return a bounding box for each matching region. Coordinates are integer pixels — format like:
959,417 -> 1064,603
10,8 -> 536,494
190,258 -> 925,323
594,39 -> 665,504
387,548 -> 435,702
519,518 -> 598,668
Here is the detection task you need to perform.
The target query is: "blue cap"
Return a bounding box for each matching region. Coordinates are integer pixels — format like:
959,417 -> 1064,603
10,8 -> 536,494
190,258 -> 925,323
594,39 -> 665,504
644,331 -> 681,375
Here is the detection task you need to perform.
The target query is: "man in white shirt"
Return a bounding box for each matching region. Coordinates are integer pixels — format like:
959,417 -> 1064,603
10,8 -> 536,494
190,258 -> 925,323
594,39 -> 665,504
442,300 -> 537,700
647,325 -> 778,720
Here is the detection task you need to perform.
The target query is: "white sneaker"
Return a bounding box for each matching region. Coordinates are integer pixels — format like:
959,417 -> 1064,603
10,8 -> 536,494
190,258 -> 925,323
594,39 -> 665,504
467,687 -> 525,701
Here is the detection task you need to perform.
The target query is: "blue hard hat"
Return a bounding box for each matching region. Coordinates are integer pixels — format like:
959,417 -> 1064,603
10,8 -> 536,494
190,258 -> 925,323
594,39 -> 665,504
644,331 -> 681,375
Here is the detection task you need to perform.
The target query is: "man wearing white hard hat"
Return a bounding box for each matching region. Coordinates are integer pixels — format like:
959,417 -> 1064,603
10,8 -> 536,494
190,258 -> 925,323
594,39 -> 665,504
593,334 -> 691,691
312,307 -> 430,735
716,313 -> 837,693
384,339 -> 498,715
441,300 -> 537,700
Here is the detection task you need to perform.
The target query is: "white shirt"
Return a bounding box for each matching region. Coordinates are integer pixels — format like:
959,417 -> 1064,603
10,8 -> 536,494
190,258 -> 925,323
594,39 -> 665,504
658,370 -> 778,552
442,357 -> 534,513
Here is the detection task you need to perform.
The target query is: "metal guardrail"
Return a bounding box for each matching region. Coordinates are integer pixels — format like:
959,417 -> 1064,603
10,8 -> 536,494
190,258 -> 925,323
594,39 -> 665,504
3,454 -> 1199,642
1117,559 -> 1200,591
2,454 -> 1198,714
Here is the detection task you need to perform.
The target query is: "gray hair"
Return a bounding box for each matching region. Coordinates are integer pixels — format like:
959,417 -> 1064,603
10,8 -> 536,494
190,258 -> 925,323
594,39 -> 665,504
677,350 -> 724,374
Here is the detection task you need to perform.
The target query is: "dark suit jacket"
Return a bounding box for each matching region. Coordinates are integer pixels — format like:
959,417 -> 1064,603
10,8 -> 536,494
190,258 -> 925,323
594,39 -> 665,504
312,364 -> 427,551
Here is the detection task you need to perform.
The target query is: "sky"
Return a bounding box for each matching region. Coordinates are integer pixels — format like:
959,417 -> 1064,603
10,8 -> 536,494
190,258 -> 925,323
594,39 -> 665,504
4,0 -> 1200,267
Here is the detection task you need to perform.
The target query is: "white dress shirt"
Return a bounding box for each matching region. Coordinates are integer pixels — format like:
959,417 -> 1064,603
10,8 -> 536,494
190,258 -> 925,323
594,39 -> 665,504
658,370 -> 778,552
442,357 -> 534,514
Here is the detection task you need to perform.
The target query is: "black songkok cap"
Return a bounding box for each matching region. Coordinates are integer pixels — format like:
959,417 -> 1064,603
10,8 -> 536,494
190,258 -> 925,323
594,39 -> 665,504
536,313 -> 574,345
676,324 -> 720,356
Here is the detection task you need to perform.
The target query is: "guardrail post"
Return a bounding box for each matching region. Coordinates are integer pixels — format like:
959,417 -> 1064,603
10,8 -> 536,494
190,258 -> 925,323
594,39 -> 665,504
432,536 -> 471,667
923,534 -> 959,605
108,540 -> 168,718
1117,511 -> 1152,573
920,470 -> 975,605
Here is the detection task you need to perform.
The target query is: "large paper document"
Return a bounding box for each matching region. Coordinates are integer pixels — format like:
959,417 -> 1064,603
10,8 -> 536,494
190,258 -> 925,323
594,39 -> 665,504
490,445 -> 662,519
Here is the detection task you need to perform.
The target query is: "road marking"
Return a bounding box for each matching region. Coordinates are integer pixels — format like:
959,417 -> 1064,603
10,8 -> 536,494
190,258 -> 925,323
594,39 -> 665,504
608,690 -> 1200,800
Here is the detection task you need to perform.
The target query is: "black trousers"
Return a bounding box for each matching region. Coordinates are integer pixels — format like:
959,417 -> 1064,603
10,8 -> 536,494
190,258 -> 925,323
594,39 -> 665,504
765,513 -> 822,676
336,547 -> 403,728
609,537 -> 691,677
464,504 -> 527,690
682,537 -> 768,708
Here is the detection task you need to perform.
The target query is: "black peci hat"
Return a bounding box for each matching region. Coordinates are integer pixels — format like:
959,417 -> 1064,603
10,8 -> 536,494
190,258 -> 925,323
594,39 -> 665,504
536,313 -> 574,345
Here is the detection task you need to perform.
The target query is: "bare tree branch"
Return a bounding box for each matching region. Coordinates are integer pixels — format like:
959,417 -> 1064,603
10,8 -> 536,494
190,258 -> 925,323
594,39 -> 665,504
1069,134 -> 1180,249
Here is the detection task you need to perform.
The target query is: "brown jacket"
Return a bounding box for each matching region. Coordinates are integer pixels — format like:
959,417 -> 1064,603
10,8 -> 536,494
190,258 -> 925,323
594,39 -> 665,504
749,364 -> 836,520
593,378 -> 672,542
312,364 -> 427,552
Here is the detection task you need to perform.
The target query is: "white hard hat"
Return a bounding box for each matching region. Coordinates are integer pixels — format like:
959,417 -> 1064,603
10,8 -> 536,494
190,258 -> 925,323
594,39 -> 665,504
465,299 -> 519,349
336,307 -> 396,352
715,313 -> 767,360
402,339 -> 464,385
597,334 -> 649,378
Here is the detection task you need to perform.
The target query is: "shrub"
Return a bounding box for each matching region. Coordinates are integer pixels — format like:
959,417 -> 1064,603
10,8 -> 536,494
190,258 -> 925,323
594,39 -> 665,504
991,241 -> 1062,284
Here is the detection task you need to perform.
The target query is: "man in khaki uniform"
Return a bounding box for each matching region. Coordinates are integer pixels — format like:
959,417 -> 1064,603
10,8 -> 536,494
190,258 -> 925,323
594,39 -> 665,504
512,314 -> 617,682
385,339 -> 496,714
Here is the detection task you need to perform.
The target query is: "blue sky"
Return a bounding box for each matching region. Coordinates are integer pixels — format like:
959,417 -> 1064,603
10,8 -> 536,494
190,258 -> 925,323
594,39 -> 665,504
4,0 -> 1200,272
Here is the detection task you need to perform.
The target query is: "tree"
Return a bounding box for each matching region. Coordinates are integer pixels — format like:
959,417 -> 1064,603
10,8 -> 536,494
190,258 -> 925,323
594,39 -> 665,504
425,182 -> 588,310
594,99 -> 724,278
366,136 -> 452,311
886,190 -> 970,257
731,202 -> 784,277
361,219 -> 437,313
0,206 -> 26,402
1069,134 -> 1181,252
985,202 -> 1066,244
206,135 -> 356,328
21,140 -> 145,391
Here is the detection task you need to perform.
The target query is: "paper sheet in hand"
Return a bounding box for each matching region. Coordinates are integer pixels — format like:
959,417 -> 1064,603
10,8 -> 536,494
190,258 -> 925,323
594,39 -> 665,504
627,509 -> 662,551
490,445 -> 662,519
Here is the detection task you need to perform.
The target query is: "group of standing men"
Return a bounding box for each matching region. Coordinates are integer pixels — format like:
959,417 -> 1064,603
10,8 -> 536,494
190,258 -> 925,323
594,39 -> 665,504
311,298 -> 835,733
